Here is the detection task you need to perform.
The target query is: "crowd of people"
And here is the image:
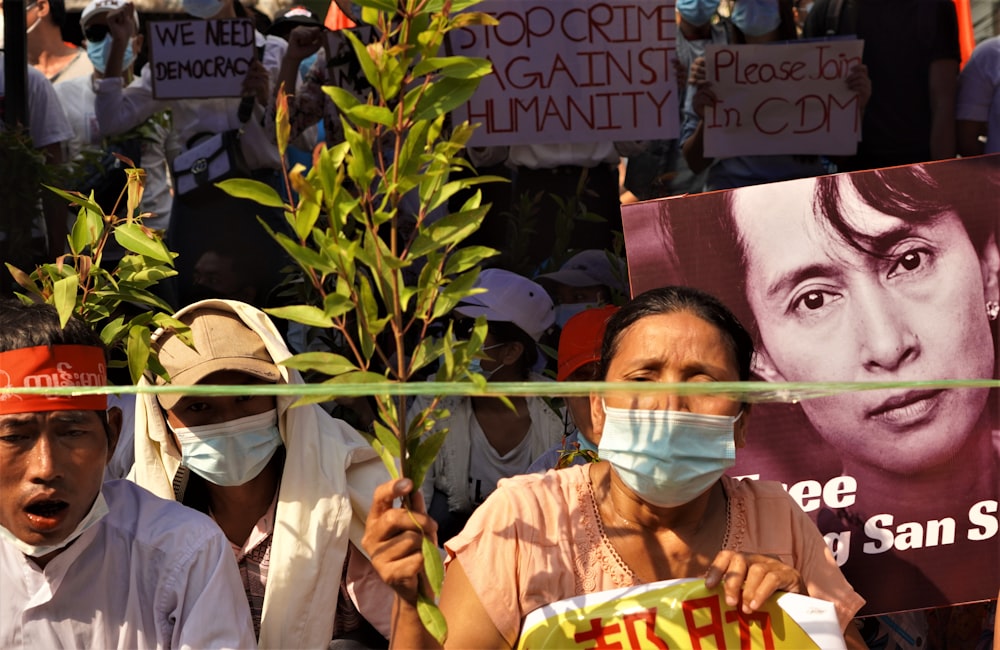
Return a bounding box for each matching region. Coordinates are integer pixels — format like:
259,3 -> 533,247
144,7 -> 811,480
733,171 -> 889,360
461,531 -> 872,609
1,0 -> 999,646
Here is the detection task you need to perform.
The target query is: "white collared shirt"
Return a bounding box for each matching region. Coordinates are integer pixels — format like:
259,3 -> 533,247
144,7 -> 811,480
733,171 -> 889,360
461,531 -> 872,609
0,480 -> 255,649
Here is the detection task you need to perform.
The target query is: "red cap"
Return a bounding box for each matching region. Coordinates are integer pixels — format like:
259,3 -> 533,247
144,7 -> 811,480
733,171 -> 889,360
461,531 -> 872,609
557,306 -> 618,382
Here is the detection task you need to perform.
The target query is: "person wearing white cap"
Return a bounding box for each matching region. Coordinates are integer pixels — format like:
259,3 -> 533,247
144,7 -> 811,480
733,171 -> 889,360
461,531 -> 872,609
415,269 -> 565,543
535,249 -> 628,329
54,0 -> 172,237
131,300 -> 394,648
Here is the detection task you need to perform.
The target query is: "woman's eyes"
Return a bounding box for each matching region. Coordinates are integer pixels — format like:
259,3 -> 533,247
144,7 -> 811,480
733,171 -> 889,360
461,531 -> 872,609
887,248 -> 931,279
790,288 -> 840,314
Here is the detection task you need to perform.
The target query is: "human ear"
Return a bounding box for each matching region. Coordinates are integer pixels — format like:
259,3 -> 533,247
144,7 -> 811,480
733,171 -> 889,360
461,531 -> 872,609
752,347 -> 787,382
500,341 -> 525,366
589,393 -> 606,438
734,403 -> 751,449
980,230 -> 999,304
105,406 -> 123,463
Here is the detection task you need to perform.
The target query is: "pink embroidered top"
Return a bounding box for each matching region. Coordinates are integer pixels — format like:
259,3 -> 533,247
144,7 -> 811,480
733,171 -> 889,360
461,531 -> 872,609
444,463 -> 865,647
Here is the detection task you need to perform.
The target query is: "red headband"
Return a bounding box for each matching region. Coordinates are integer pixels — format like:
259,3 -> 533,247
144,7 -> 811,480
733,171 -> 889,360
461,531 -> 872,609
0,345 -> 108,415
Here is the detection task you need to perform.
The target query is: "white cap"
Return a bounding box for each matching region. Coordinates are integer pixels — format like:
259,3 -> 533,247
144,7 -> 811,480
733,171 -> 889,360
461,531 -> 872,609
81,0 -> 138,28
535,249 -> 627,294
454,269 -> 555,341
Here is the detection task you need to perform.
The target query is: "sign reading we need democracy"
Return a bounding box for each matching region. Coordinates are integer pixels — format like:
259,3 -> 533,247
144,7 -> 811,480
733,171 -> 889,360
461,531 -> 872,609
702,39 -> 865,157
148,18 -> 256,99
450,0 -> 679,146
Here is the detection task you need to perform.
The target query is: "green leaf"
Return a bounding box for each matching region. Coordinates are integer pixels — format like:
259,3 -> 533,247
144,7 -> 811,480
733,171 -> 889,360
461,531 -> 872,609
293,200 -> 321,242
279,352 -> 358,377
99,316 -> 129,347
416,595 -> 447,645
264,305 -> 332,329
44,184 -> 103,214
51,275 -> 79,328
370,436 -> 401,480
412,56 -> 492,79
421,534 -> 445,598
344,104 -> 396,128
343,124 -> 376,189
371,420 -> 400,458
442,245 -> 497,277
431,269 -> 481,320
409,428 -> 447,491
69,210 -> 95,255
323,86 -> 363,115
125,325 -> 152,384
114,223 -> 173,263
215,178 -> 286,208
413,78 -> 480,122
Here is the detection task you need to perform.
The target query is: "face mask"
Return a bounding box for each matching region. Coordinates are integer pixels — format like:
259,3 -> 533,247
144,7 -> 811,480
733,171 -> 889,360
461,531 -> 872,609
554,302 -> 599,329
730,0 -> 781,37
676,0 -> 721,27
170,409 -> 282,486
467,343 -> 505,380
86,35 -> 134,75
0,491 -> 109,558
598,403 -> 741,508
183,0 -> 225,19
26,14 -> 42,34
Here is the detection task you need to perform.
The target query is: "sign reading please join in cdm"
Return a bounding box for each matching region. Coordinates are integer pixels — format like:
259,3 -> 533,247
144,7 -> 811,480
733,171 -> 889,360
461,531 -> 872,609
148,18 -> 256,99
450,0 -> 679,146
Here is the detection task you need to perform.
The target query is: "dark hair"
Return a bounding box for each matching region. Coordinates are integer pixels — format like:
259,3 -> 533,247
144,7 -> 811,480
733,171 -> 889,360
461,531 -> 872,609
598,286 -> 754,381
488,320 -> 537,379
0,301 -> 113,436
0,300 -> 106,355
44,0 -> 68,26
666,158 -> 1000,345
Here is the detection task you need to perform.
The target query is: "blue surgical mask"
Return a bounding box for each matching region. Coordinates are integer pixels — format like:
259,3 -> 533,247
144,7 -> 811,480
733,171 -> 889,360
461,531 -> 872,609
554,302 -> 599,329
86,35 -> 134,75
730,0 -> 781,37
184,0 -> 225,19
676,0 -> 721,27
598,403 -> 741,507
171,409 -> 282,486
467,343 -> 505,380
0,491 -> 109,558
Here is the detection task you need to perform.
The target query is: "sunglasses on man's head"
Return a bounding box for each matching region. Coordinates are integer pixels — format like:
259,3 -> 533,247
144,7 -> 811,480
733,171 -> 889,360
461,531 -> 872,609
84,23 -> 110,42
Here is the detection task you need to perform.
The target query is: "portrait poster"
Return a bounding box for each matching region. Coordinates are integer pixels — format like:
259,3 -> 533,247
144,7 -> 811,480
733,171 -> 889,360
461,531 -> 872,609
701,39 -> 864,157
148,19 -> 256,99
449,0 -> 679,147
517,579 -> 846,649
620,156 -> 1000,616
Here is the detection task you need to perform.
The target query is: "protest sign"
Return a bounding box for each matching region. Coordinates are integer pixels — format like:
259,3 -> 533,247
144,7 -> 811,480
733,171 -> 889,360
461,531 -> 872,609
149,19 -> 255,99
701,39 -> 864,157
517,579 -> 846,649
620,155 -> 1000,615
450,0 -> 678,146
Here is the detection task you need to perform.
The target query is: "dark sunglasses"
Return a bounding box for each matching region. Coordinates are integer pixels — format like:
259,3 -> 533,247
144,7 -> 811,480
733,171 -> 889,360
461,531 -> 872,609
84,24 -> 110,42
450,317 -> 477,340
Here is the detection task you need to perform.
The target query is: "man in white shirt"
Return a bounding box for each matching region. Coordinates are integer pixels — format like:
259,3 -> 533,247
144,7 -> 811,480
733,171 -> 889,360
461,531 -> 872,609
0,300 -> 256,650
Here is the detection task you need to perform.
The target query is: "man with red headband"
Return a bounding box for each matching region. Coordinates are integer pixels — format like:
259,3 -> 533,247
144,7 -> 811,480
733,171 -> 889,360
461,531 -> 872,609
0,301 -> 255,649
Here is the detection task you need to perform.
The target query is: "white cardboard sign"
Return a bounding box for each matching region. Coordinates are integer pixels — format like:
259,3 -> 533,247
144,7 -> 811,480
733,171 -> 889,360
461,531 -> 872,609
149,19 -> 256,99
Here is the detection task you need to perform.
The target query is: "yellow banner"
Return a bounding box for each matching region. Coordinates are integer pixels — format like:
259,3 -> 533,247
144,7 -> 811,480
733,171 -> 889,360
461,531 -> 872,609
517,579 -> 845,649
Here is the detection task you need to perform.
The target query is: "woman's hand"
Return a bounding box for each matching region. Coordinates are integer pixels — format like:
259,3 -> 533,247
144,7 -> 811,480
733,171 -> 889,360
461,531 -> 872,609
242,59 -> 271,107
361,478 -> 438,605
704,550 -> 806,614
107,3 -> 136,44
846,63 -> 871,110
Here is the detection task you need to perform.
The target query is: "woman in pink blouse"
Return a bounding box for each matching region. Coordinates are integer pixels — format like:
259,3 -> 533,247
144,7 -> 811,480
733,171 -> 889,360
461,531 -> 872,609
363,285 -> 867,648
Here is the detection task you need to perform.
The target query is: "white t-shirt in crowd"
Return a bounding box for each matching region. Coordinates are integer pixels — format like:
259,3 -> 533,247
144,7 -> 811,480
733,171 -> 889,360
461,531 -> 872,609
467,413 -> 536,506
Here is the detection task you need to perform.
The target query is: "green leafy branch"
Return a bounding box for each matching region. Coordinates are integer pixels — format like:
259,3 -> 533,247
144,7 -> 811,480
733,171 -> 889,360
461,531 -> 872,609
6,163 -> 191,382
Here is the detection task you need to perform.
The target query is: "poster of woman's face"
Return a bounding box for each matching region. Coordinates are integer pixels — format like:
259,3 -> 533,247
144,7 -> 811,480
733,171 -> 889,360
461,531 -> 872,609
622,155 -> 1000,616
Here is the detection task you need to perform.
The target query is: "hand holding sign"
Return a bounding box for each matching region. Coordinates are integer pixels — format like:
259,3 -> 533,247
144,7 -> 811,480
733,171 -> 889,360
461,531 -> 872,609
705,549 -> 807,613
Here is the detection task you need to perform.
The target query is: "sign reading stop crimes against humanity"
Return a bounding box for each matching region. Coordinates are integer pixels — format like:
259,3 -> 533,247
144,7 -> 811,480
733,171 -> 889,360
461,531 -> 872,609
450,0 -> 678,146
148,18 -> 256,99
702,39 -> 865,157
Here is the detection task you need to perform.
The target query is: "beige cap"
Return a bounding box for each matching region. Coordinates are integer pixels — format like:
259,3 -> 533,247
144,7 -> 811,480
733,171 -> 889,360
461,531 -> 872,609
154,308 -> 280,410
